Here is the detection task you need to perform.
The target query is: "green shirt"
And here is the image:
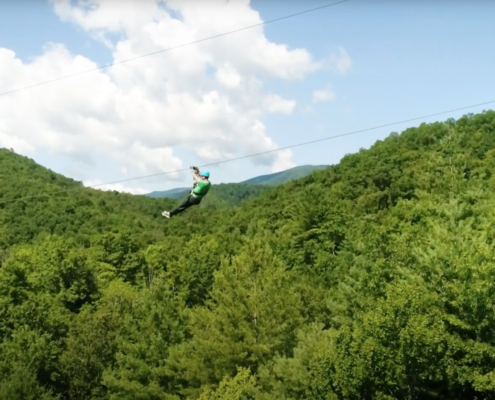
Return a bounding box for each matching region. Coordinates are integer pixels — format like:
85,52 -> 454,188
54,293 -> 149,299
192,179 -> 211,198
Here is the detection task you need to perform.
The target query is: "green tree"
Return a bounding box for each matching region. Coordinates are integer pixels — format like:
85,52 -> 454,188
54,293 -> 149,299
197,368 -> 256,400
167,239 -> 304,398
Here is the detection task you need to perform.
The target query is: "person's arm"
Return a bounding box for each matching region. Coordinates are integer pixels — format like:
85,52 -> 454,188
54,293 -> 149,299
191,166 -> 201,184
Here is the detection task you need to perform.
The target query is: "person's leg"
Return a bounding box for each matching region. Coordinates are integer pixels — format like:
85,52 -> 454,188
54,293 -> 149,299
190,196 -> 201,206
169,196 -> 194,216
163,196 -> 201,218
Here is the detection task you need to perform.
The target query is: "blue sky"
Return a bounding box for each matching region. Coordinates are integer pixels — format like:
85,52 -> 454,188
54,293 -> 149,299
0,0 -> 494,192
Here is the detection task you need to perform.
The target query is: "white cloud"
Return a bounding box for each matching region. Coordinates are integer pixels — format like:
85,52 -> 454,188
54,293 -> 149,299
0,129 -> 35,155
0,0 -> 322,191
329,46 -> 352,75
271,149 -> 295,173
263,93 -> 296,114
312,88 -> 336,103
84,179 -> 149,195
216,63 -> 242,88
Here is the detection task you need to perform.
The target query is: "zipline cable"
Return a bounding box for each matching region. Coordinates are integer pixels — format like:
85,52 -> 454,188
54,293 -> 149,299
0,0 -> 349,98
0,99 -> 493,204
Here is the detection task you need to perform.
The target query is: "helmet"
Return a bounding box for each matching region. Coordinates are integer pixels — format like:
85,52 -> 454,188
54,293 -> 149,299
201,171 -> 210,178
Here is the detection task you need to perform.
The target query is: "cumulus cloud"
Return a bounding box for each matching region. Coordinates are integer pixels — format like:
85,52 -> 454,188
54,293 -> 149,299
0,0 -> 323,190
263,93 -> 296,114
216,63 -> 242,88
0,129 -> 35,155
271,149 -> 295,173
312,88 -> 336,103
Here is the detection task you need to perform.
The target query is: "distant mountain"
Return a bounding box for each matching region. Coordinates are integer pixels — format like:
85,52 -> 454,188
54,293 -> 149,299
146,165 -> 329,199
240,165 -> 329,186
147,186 -> 190,199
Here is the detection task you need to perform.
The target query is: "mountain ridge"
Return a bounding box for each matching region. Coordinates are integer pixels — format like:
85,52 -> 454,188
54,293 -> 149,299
146,164 -> 329,199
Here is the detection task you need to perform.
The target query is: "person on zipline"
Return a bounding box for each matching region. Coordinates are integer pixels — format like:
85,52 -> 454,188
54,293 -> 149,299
162,166 -> 211,218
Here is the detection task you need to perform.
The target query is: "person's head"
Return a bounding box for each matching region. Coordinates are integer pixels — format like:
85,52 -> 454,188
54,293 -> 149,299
201,171 -> 210,180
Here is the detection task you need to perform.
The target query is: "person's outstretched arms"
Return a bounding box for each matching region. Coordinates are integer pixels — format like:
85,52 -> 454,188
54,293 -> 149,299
191,166 -> 201,184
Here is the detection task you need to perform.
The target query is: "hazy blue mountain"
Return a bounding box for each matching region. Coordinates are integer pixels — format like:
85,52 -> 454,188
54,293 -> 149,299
146,164 -> 329,199
147,187 -> 190,199
240,165 -> 329,186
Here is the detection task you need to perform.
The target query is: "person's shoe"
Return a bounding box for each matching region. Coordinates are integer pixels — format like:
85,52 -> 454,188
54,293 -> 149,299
162,211 -> 170,218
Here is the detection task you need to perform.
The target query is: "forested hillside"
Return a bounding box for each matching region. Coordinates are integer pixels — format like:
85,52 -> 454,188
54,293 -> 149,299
2,110 -> 495,400
0,153 -> 264,250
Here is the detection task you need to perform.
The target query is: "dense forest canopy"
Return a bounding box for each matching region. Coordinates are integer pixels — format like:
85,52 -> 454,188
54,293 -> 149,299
1,110 -> 495,399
